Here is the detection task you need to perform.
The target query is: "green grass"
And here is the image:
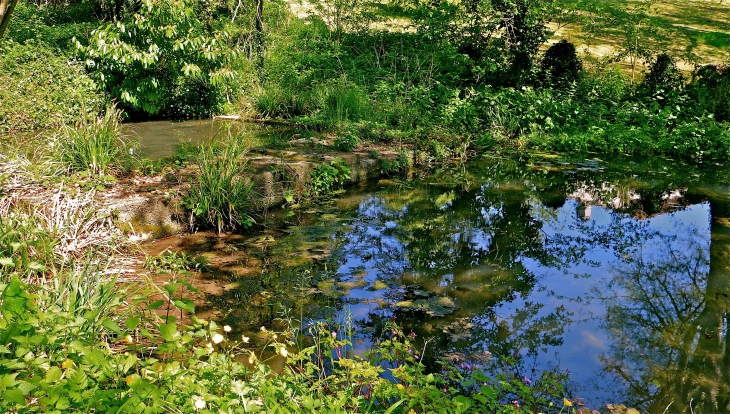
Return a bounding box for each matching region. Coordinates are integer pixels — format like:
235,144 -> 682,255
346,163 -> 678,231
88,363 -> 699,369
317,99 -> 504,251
184,138 -> 256,234
59,107 -> 131,176
554,0 -> 730,72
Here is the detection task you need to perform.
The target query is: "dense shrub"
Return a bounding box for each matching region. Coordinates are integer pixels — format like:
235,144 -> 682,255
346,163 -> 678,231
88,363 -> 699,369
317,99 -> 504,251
0,40 -> 105,133
541,40 -> 583,89
642,53 -> 684,96
688,64 -> 730,122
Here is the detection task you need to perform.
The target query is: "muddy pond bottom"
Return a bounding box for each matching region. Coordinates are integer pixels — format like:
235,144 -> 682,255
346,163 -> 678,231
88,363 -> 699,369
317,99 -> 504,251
158,151 -> 730,412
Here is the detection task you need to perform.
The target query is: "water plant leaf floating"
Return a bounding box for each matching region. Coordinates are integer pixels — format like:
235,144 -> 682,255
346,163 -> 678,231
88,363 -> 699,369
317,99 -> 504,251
395,296 -> 459,317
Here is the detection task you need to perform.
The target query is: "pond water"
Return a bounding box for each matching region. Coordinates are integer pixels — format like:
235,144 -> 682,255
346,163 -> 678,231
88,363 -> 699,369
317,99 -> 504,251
167,151 -> 730,412
125,119 -> 283,159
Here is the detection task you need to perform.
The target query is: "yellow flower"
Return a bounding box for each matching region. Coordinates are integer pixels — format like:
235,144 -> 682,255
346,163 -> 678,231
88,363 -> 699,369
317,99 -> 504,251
223,325 -> 232,332
125,375 -> 137,386
61,359 -> 74,370
124,334 -> 134,344
212,333 -> 224,344
563,398 -> 573,407
396,384 -> 406,391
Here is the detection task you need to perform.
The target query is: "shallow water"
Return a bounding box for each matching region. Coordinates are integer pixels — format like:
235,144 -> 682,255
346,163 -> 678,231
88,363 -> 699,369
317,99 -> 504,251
167,151 -> 730,412
126,119 -> 283,159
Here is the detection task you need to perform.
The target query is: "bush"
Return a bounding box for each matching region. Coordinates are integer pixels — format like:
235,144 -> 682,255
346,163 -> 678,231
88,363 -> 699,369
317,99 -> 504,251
688,64 -> 730,122
541,40 -> 583,89
308,158 -> 352,196
642,53 -> 684,96
75,0 -> 237,116
0,40 -> 105,133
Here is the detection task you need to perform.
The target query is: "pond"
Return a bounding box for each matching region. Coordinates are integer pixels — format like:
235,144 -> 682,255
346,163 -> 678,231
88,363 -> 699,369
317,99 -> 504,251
126,119 -> 284,159
157,150 -> 730,412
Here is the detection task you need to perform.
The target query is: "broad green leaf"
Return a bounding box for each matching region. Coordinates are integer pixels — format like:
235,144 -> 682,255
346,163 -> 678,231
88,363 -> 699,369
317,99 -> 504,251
159,323 -> 178,342
172,298 -> 195,313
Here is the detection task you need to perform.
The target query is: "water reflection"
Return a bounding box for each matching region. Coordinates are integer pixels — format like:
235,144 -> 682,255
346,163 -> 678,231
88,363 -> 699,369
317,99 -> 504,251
202,153 -> 730,411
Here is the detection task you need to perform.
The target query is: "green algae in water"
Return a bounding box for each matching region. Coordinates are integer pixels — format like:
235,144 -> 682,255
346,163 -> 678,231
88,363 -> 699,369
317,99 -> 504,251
395,296 -> 459,317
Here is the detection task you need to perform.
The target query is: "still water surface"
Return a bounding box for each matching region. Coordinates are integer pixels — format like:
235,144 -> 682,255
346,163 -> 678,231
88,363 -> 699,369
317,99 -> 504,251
155,139 -> 730,411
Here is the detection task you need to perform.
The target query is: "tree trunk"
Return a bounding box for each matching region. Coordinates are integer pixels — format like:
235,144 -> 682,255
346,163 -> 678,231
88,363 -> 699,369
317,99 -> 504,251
253,0 -> 264,69
0,0 -> 20,43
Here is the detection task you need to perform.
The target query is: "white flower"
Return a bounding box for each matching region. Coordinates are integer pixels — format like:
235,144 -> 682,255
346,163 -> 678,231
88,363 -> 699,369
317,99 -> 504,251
212,333 -> 224,344
279,347 -> 288,358
241,335 -> 250,343
223,325 -> 232,332
193,396 -> 205,409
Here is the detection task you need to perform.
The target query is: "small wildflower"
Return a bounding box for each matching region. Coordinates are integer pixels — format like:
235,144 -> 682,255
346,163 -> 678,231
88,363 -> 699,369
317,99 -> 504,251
396,384 -> 405,391
242,335 -> 250,343
409,331 -> 416,339
223,325 -> 232,332
523,376 -> 531,385
206,342 -> 214,354
248,353 -> 257,364
512,400 -> 520,409
124,334 -> 134,344
260,326 -> 266,331
331,331 -> 337,339
61,359 -> 74,370
563,398 -> 573,407
212,333 -> 224,344
279,347 -> 288,358
193,396 -> 206,409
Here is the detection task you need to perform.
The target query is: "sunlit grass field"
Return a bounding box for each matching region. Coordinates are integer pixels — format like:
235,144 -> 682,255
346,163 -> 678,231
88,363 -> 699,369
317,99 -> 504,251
552,0 -> 730,72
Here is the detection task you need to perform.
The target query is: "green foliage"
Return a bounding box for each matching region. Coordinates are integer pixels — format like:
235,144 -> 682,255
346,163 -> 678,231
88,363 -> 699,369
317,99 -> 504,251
541,40 -> 582,89
58,107 -> 131,176
688,64 -> 730,123
333,130 -> 361,151
144,249 -> 208,275
0,40 -> 104,133
308,158 -> 352,196
0,276 -> 571,413
0,211 -> 56,281
381,152 -> 411,175
183,139 -> 255,234
642,53 -> 684,96
5,2 -> 97,51
75,0 -> 236,116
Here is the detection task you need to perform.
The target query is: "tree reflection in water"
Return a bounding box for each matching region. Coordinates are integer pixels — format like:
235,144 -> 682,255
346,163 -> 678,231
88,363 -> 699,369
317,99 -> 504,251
324,156 -> 730,411
204,153 -> 730,411
595,206 -> 730,413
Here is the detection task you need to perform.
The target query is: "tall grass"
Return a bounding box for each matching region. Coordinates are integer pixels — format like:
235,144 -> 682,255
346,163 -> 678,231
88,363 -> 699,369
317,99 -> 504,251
184,139 -> 256,234
59,107 -> 130,176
